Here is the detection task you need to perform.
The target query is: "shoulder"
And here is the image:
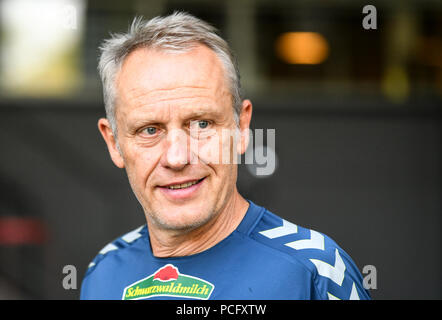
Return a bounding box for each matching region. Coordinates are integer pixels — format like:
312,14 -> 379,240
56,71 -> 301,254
81,225 -> 147,283
247,205 -> 371,300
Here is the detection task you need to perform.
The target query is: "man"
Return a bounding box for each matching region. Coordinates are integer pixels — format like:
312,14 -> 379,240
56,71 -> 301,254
80,12 -> 370,300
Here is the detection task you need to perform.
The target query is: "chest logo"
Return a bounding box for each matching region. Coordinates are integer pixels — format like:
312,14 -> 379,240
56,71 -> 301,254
122,264 -> 214,300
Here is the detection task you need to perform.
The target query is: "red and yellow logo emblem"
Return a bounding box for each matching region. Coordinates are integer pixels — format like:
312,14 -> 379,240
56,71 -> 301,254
122,264 -> 214,300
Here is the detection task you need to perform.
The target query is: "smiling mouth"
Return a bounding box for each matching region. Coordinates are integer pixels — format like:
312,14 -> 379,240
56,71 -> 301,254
161,178 -> 205,190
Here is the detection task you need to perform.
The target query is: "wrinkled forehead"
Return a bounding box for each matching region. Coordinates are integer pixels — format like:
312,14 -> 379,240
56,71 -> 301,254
115,44 -> 230,107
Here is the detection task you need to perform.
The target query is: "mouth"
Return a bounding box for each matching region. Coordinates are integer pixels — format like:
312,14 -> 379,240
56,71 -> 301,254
157,177 -> 207,200
161,178 -> 205,190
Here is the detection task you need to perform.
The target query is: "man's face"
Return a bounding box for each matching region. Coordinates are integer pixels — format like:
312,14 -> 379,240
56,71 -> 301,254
101,45 -> 250,231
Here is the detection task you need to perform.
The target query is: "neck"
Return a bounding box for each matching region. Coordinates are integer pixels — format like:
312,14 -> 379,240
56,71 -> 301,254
147,191 -> 249,258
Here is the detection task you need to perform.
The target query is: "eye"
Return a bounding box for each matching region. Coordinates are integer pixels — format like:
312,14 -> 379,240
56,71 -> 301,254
189,120 -> 213,137
198,120 -> 209,129
144,127 -> 157,135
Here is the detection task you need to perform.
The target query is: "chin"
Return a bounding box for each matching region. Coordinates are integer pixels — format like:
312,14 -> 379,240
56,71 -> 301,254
150,205 -> 215,231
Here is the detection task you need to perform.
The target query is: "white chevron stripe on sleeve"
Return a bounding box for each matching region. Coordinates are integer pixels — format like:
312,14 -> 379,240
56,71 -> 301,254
99,243 -> 118,255
310,249 -> 346,286
285,229 -> 325,251
349,282 -> 360,300
121,226 -> 144,243
259,220 -> 298,239
327,292 -> 341,300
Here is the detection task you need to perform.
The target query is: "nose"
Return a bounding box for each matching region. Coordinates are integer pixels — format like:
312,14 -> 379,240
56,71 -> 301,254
160,128 -> 190,170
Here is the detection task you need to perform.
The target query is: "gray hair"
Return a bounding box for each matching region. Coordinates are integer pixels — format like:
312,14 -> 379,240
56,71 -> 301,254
98,11 -> 242,134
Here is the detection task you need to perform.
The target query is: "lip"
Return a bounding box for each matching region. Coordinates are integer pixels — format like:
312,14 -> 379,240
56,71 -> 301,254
157,177 -> 206,201
158,178 -> 204,188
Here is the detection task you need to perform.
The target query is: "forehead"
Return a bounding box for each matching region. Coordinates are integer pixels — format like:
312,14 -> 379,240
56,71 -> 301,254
115,45 -> 229,110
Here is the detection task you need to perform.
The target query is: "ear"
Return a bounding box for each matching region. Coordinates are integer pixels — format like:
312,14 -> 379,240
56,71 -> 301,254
97,118 -> 125,168
237,99 -> 253,155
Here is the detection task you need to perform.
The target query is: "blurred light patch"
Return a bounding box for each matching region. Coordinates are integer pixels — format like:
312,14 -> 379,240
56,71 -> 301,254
381,65 -> 410,103
0,0 -> 86,97
0,217 -> 48,245
275,32 -> 329,65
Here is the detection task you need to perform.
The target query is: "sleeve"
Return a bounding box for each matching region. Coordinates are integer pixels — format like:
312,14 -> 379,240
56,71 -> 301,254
80,274 -> 91,300
78,245 -> 114,300
79,261 -> 100,300
79,259 -> 115,300
310,246 -> 371,300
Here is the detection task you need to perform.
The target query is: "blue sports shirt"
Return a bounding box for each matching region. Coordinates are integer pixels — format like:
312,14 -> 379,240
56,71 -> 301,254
80,200 -> 370,300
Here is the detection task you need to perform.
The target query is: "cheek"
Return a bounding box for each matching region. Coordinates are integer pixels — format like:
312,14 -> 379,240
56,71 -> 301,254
193,136 -> 221,164
193,134 -> 237,191
192,129 -> 238,165
123,143 -> 161,189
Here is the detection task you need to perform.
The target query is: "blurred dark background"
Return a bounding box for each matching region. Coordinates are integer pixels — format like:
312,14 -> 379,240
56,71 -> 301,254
0,0 -> 440,300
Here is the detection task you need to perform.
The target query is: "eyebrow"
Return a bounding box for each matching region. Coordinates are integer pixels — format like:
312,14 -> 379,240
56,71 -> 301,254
183,109 -> 224,120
